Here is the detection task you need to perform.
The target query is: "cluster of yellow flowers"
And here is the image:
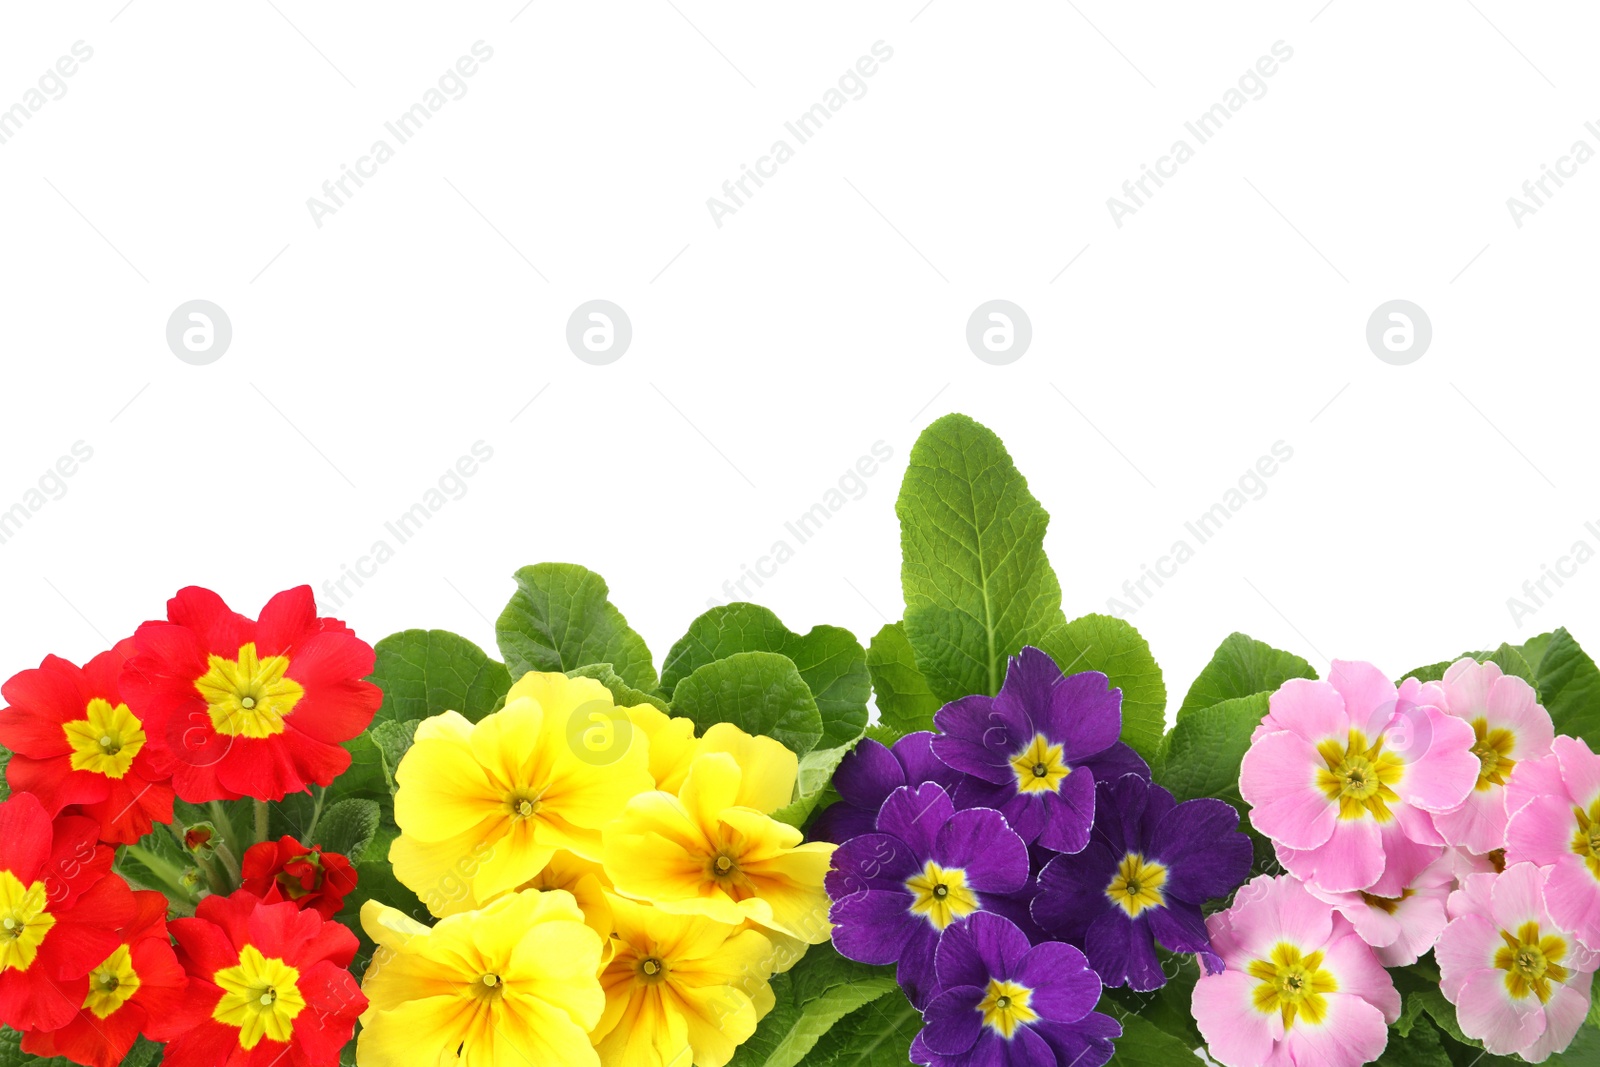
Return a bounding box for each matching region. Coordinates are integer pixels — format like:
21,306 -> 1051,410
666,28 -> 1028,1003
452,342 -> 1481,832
354,671 -> 838,1067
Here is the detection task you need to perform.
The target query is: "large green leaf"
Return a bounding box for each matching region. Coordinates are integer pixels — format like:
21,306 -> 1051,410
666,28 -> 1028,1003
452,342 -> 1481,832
567,663 -> 669,712
368,629 -> 511,726
1177,632 -> 1315,719
799,988 -> 922,1066
726,945 -> 902,1067
897,413 -> 1066,703
1157,693 -> 1269,805
865,621 -> 943,741
772,740 -> 860,829
496,563 -> 657,692
661,604 -> 869,748
1531,628 -> 1600,748
670,652 -> 824,757
335,824 -> 431,959
315,798 -> 381,859
1404,643 -> 1536,687
1105,1008 -> 1197,1065
1038,614 -> 1167,763
1375,1019 -> 1452,1067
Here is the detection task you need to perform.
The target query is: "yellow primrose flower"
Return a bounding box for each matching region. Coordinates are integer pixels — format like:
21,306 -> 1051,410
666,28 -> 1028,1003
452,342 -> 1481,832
357,888 -> 605,1067
627,706 -> 798,813
520,850 -> 615,949
390,672 -> 654,917
592,893 -> 776,1067
604,752 -> 836,944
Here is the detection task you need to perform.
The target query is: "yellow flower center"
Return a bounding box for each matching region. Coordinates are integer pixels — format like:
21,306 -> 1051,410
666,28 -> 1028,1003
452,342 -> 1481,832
210,945 -> 306,1049
1105,853 -> 1168,918
504,789 -> 542,820
1494,922 -> 1570,1003
1249,943 -> 1338,1030
1357,889 -> 1413,915
905,861 -> 980,930
1315,729 -> 1404,821
1009,734 -> 1071,794
469,972 -> 506,1002
978,979 -> 1037,1038
82,944 -> 141,1019
0,871 -> 55,974
1571,802 -> 1600,880
62,698 -> 146,778
637,956 -> 667,985
194,643 -> 304,738
1469,718 -> 1517,791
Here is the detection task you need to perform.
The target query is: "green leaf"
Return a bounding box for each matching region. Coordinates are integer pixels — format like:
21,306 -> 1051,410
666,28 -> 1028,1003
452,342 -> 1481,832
1038,614 -> 1167,763
1519,631 -> 1555,675
1177,632 -> 1316,719
314,798 -> 381,860
1158,693 -> 1269,805
799,988 -> 922,1066
772,741 -> 860,829
865,621 -> 943,741
1531,628 -> 1600,748
896,413 -> 1066,703
670,652 -> 823,757
567,663 -> 669,712
368,629 -> 511,726
496,563 -> 657,692
1376,1019 -> 1452,1067
1104,1007 -> 1197,1064
1481,642 -> 1536,685
1405,644 -> 1535,688
726,945 -> 901,1067
371,719 -> 420,795
661,603 -> 870,748
0,1027 -> 79,1066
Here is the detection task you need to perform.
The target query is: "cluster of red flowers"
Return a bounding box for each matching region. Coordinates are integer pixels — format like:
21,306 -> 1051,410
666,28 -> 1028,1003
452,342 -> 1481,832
0,586 -> 382,1067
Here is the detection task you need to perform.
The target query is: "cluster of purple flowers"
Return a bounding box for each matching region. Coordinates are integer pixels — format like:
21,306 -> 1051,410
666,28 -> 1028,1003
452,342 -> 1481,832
817,647 -> 1254,1067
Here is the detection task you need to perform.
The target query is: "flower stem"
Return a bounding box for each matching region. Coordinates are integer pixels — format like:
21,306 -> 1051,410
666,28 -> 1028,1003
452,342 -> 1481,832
213,841 -> 242,884
254,798 -> 270,844
300,786 -> 328,848
121,845 -> 197,904
209,800 -> 244,861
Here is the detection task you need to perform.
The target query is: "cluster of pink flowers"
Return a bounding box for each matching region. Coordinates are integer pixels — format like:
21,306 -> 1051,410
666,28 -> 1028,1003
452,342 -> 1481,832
1193,657 -> 1599,1065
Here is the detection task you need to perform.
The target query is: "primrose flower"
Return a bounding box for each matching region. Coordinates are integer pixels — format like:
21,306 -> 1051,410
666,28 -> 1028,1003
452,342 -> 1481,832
810,731 -> 964,845
605,752 -> 836,946
1436,863 -> 1599,1061
358,889 -> 605,1067
0,640 -> 175,844
240,835 -> 357,920
121,586 -> 382,802
932,648 -> 1150,854
1193,875 -> 1400,1067
628,703 -> 799,812
1505,735 -> 1600,951
21,890 -> 184,1067
827,782 -> 1028,1009
1303,851 -> 1455,967
0,794 -> 134,1033
591,892 -> 776,1067
1240,661 -> 1478,894
1432,658 -> 1555,854
390,671 -> 653,917
1032,773 -> 1251,990
909,912 -> 1120,1067
149,890 -> 365,1067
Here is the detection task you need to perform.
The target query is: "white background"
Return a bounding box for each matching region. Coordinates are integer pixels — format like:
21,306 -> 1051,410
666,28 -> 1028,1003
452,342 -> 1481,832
1,1 -> 1596,726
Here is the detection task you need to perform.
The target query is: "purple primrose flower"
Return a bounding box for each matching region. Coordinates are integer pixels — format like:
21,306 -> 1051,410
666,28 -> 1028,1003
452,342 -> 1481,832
910,912 -> 1120,1067
932,647 -> 1149,854
811,731 -> 964,845
827,782 -> 1028,1009
1031,773 -> 1252,991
